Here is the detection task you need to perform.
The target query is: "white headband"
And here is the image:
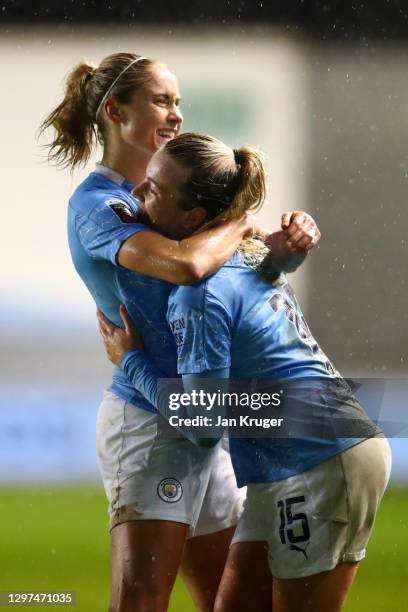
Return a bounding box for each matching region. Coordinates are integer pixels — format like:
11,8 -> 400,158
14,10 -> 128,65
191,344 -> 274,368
95,56 -> 147,120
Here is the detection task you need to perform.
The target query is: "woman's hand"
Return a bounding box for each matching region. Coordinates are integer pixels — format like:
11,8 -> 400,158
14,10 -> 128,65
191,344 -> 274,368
97,305 -> 143,366
260,212 -> 321,273
252,211 -> 321,254
280,211 -> 321,252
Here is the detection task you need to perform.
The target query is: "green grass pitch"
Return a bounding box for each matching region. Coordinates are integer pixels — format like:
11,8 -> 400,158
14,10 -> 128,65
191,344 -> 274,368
0,486 -> 406,611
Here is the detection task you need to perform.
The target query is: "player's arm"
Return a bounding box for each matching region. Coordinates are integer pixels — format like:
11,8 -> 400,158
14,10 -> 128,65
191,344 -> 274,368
97,306 -> 223,446
118,211 -> 320,283
117,214 -> 255,285
80,197 -> 319,284
77,198 -> 253,285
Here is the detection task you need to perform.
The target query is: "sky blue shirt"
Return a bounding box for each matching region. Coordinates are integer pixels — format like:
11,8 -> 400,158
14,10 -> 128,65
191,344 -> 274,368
68,164 -> 178,411
168,254 -> 338,379
164,252 -> 379,485
120,251 -> 379,484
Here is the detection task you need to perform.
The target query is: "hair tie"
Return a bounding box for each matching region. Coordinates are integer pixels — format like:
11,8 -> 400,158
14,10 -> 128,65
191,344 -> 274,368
85,67 -> 95,82
233,148 -> 242,165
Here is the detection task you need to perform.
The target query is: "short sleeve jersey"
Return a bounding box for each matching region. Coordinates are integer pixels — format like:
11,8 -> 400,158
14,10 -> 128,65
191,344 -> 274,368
167,252 -> 379,485
68,164 -> 178,411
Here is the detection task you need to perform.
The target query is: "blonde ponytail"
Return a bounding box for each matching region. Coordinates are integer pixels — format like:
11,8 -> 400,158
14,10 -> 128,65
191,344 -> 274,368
163,132 -> 274,269
164,133 -> 266,226
39,62 -> 96,169
231,146 -> 266,217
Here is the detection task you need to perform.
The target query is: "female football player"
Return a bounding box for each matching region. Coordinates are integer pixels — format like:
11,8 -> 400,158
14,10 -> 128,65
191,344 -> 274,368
97,132 -> 391,612
40,54 -> 320,611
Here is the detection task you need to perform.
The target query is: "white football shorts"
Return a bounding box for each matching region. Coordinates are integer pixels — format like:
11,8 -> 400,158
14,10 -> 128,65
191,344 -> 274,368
96,390 -> 245,536
231,435 -> 391,578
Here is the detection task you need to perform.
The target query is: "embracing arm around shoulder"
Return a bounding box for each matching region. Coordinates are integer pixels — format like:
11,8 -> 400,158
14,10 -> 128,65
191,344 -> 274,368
117,214 -> 254,285
77,194 -> 319,285
118,210 -> 321,283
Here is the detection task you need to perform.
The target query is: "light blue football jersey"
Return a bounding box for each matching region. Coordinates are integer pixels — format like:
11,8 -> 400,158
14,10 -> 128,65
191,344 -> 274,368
68,164 -> 178,411
167,252 -> 336,379
167,252 -> 378,485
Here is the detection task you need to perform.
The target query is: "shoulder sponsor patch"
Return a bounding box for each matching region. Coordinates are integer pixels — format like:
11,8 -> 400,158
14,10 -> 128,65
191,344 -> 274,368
105,198 -> 137,223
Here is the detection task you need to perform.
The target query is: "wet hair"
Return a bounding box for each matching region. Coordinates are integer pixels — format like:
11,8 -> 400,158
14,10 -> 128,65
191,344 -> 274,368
38,52 -> 160,170
163,132 -> 266,227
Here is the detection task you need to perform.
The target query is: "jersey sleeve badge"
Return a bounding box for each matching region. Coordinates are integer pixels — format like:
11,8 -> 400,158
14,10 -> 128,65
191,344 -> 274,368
105,198 -> 137,223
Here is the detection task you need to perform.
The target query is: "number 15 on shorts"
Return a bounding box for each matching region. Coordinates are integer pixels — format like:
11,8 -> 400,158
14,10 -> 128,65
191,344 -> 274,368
277,496 -> 311,554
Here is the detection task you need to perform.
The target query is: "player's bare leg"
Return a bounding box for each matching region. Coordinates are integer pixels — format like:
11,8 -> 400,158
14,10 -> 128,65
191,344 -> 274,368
109,519 -> 188,612
214,541 -> 273,612
272,561 -> 360,612
180,526 -> 236,612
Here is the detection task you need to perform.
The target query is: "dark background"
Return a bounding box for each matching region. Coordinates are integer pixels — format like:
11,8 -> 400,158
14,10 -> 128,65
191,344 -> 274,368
2,0 -> 408,38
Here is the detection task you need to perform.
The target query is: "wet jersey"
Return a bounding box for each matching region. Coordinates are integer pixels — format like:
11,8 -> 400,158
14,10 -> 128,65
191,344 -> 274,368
68,164 -> 178,412
166,252 -> 379,485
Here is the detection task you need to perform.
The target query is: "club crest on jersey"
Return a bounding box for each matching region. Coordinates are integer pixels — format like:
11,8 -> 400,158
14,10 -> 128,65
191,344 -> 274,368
106,198 -> 136,223
157,478 -> 183,503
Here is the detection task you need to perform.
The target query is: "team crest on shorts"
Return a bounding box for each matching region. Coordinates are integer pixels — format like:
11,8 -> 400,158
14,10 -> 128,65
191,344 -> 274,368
157,478 -> 183,503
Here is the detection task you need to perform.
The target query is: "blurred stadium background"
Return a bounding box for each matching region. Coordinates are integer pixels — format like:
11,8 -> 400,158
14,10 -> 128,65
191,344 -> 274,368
1,2 -> 407,610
